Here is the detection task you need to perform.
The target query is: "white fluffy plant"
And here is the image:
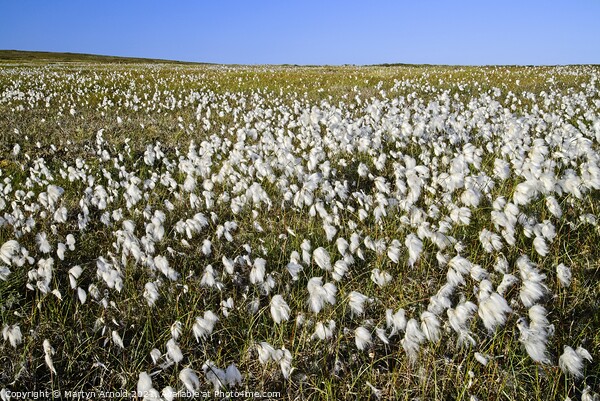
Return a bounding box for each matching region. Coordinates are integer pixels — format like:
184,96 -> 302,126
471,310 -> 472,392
270,294 -> 291,323
1,63 -> 600,398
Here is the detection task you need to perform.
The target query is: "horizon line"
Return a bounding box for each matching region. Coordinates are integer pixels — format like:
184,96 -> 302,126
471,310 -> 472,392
1,49 -> 599,68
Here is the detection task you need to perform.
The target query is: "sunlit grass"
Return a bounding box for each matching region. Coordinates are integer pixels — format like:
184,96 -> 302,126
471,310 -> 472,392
0,58 -> 599,400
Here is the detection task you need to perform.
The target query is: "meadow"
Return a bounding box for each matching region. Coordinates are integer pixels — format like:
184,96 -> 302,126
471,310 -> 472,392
0,53 -> 599,400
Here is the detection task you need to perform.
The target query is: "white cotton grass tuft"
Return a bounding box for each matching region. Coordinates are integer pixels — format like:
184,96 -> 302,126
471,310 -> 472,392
31,257 -> 54,294
201,239 -> 212,256
161,386 -> 175,401
402,319 -> 426,363
36,232 -> 52,254
420,311 -> 441,342
143,282 -> 160,307
323,222 -> 337,242
447,300 -> 478,347
68,265 -> 82,289
532,236 -> 548,256
77,287 -> 87,304
496,273 -> 519,295
137,371 -> 155,396
223,256 -> 235,275
54,207 -> 68,224
166,338 -> 183,363
582,386 -> 598,401
200,265 -> 219,288
452,254 -> 474,272
56,243 -> 67,260
112,330 -> 125,349
575,346 -> 593,364
336,237 -> 349,256
520,278 -> 547,308
477,282 -> 512,332
375,327 -> 389,345
300,239 -> 312,264
153,255 -> 179,281
450,206 -> 472,225
257,341 -> 276,364
493,158 -> 510,180
545,196 -> 562,218
556,263 -> 572,287
470,264 -> 489,282
225,363 -> 243,386
474,352 -> 489,366
313,247 -> 332,271
255,341 -> 293,377
349,233 -> 362,255
517,256 -> 548,308
461,188 -> 481,207
371,268 -> 392,287
274,348 -> 293,378
0,240 -> 20,265
387,243 -> 401,263
494,255 -> 509,274
286,259 -> 303,281
179,368 -> 200,392
386,308 -> 407,336
307,277 -> 336,313
516,314 -> 551,364
51,289 -> 62,301
405,234 -> 423,267
558,345 -> 593,378
478,229 -> 503,253
312,320 -> 336,340
539,220 -> 556,241
0,265 -> 10,281
323,282 -> 337,305
202,360 -> 226,391
427,283 -> 454,315
150,348 -> 162,365
332,259 -> 349,281
355,326 -> 372,350
270,294 -> 291,324
193,311 -> 218,341
307,277 -> 325,313
43,339 -> 57,374
2,324 -> 22,348
250,258 -> 266,284
348,291 -> 369,316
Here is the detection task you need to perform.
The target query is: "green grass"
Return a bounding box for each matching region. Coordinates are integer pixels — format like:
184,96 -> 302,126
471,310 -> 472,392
0,50 -> 210,65
0,55 -> 599,400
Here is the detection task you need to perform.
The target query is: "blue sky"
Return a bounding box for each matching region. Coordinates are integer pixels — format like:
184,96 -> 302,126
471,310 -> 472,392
1,1 -> 599,65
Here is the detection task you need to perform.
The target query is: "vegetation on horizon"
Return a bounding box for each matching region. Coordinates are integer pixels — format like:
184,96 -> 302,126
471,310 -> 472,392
0,50 -> 210,65
0,59 -> 599,400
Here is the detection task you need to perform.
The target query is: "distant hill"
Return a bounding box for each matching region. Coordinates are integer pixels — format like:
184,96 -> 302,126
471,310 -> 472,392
0,50 -> 210,65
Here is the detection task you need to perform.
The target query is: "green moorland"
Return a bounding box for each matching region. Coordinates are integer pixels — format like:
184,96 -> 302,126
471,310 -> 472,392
0,50 -> 210,65
0,51 -> 599,400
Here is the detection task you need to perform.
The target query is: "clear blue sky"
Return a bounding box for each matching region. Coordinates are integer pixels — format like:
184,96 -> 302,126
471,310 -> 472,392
1,0 -> 599,65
